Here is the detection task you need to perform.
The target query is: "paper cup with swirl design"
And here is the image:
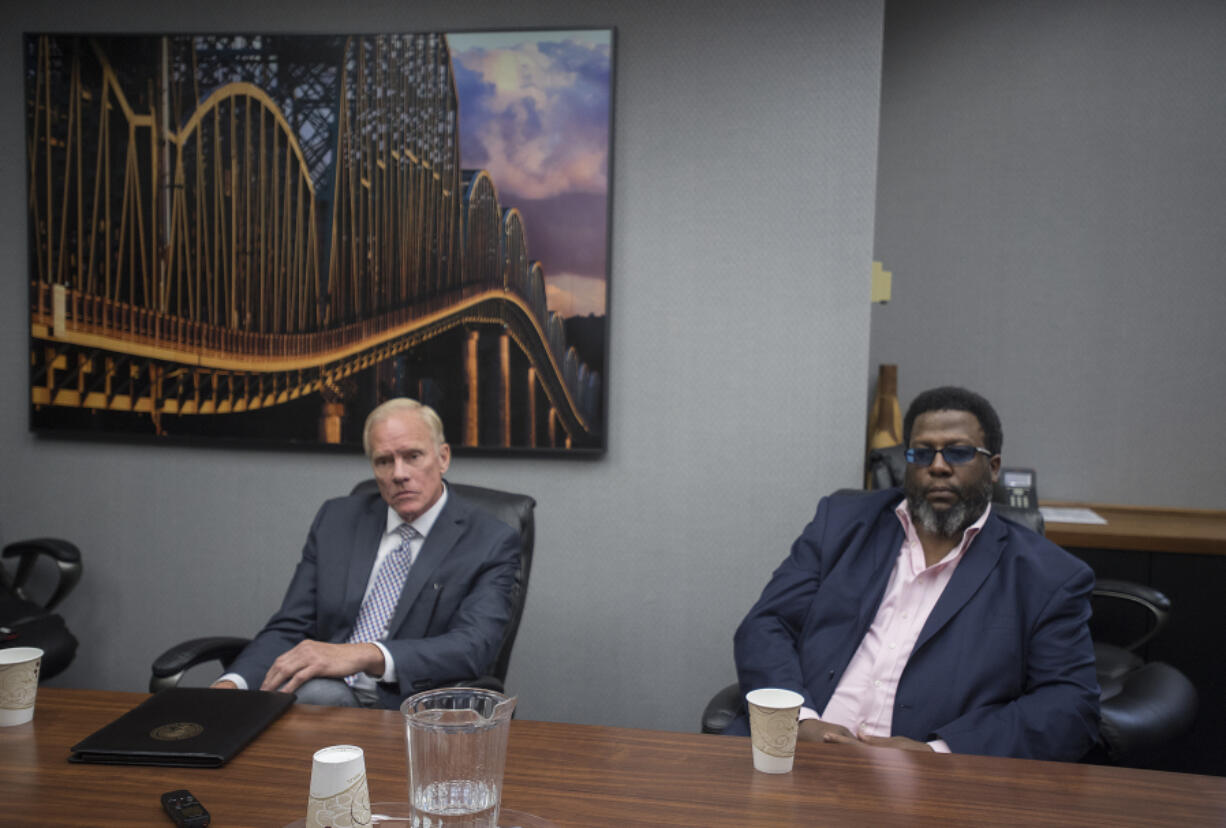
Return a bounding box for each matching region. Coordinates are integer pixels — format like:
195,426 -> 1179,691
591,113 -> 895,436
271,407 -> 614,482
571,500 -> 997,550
0,647 -> 43,727
306,744 -> 372,828
745,688 -> 804,773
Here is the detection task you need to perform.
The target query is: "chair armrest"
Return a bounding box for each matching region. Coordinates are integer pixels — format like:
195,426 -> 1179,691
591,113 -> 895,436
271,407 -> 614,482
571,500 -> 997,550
701,682 -> 742,734
1094,641 -> 1144,683
1098,661 -> 1198,764
150,636 -> 251,692
1092,579 -> 1171,651
2,538 -> 83,611
1093,579 -> 1171,611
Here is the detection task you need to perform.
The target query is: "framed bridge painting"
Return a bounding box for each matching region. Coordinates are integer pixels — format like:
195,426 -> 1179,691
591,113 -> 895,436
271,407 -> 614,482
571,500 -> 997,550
25,29 -> 613,454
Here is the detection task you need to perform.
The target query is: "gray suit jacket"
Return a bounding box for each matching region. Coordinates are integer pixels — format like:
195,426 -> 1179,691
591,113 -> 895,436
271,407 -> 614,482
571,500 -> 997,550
228,486 -> 520,709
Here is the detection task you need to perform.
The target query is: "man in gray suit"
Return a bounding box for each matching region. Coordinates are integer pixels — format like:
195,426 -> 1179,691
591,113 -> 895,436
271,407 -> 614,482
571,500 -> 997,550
213,398 -> 520,708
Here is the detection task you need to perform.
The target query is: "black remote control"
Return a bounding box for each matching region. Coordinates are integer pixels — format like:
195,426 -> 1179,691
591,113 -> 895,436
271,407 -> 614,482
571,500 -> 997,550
161,789 -> 210,827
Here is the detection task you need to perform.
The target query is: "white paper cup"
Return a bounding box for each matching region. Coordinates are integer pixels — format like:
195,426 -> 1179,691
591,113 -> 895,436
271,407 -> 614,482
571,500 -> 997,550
306,744 -> 372,828
0,647 -> 43,727
745,688 -> 804,774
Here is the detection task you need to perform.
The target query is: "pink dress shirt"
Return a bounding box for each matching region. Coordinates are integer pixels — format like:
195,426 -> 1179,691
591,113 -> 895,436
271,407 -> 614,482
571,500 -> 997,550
799,499 -> 991,752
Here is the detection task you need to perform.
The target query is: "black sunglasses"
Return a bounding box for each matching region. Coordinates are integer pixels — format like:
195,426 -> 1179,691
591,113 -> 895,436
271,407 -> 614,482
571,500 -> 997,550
905,445 -> 994,467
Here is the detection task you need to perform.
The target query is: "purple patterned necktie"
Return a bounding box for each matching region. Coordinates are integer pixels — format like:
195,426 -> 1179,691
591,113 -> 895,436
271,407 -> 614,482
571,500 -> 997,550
345,523 -> 418,686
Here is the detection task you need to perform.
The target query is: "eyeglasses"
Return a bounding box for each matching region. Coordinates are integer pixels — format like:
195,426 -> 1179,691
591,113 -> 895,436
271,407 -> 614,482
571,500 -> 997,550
905,445 -> 994,467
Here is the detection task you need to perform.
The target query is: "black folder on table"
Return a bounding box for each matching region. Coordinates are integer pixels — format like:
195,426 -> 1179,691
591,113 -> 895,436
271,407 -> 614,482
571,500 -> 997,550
69,687 -> 295,767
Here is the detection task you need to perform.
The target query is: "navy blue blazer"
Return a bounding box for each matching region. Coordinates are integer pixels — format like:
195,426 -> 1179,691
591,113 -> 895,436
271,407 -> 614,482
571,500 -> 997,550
228,486 -> 520,709
728,488 -> 1100,760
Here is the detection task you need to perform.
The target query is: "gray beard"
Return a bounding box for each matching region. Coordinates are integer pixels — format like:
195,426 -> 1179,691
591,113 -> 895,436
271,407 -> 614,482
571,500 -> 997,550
907,476 -> 994,538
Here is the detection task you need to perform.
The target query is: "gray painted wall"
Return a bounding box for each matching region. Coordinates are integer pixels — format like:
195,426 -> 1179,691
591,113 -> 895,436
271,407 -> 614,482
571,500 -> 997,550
871,0 -> 1226,509
2,0 -> 884,732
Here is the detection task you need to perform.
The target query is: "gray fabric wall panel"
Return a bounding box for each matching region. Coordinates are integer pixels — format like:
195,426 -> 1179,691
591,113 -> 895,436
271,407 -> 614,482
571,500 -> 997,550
871,0 -> 1226,509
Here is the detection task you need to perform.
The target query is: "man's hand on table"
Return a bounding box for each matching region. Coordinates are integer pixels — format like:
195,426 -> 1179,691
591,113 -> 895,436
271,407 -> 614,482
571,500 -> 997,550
255,640 -> 385,693
208,641 -> 384,694
798,718 -> 855,742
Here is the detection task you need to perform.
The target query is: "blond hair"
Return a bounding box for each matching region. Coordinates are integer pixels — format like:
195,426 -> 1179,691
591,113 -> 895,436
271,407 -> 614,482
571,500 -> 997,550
362,398 -> 446,457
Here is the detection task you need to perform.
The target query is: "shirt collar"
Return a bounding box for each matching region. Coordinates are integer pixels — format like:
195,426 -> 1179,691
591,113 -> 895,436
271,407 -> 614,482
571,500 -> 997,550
384,482 -> 449,538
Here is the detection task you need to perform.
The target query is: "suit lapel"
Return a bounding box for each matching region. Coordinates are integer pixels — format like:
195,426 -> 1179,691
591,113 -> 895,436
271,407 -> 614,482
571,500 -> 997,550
342,497 -> 388,630
852,509 -> 905,632
804,498 -> 903,711
386,493 -> 468,634
913,512 -> 1006,654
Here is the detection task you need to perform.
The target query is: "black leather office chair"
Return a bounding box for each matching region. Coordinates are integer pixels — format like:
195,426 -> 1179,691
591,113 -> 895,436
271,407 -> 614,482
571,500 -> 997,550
866,443 -> 908,492
703,449 -> 1200,765
1089,579 -> 1198,763
150,481 -> 536,694
1,538 -> 82,681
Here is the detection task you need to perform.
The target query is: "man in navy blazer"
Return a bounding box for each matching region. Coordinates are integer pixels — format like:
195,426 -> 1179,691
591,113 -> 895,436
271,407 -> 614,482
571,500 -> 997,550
215,398 -> 519,709
728,387 -> 1100,760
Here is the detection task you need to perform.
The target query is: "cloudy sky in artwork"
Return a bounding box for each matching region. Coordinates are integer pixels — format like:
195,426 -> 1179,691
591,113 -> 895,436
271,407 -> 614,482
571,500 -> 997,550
448,30 -> 612,318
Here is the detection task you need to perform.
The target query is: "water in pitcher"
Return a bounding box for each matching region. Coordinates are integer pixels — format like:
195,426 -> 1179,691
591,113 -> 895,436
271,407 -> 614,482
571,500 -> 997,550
410,779 -> 498,828
402,688 -> 516,828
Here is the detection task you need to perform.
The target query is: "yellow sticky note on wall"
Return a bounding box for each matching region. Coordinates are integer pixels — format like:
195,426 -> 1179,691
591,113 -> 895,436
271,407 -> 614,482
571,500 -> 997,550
870,261 -> 892,304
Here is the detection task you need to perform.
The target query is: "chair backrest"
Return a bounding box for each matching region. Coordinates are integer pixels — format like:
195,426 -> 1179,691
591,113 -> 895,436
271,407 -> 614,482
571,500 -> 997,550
866,443 -> 907,491
1,538 -> 82,681
350,479 -> 536,685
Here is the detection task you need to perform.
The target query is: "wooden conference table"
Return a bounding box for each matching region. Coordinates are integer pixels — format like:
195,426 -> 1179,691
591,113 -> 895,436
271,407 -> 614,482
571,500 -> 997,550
5,689 -> 1226,826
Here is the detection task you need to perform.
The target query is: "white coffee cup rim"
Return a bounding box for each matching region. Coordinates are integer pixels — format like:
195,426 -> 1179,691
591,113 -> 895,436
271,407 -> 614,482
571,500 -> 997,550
745,687 -> 804,709
0,647 -> 44,665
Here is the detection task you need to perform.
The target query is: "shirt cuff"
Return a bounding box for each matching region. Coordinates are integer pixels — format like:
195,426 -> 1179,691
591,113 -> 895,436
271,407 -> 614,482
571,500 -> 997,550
372,642 -> 396,683
798,706 -> 820,722
215,672 -> 248,690
928,739 -> 952,753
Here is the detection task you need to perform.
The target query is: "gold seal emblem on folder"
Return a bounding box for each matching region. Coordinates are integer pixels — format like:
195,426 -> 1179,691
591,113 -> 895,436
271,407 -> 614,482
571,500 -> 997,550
150,722 -> 204,741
